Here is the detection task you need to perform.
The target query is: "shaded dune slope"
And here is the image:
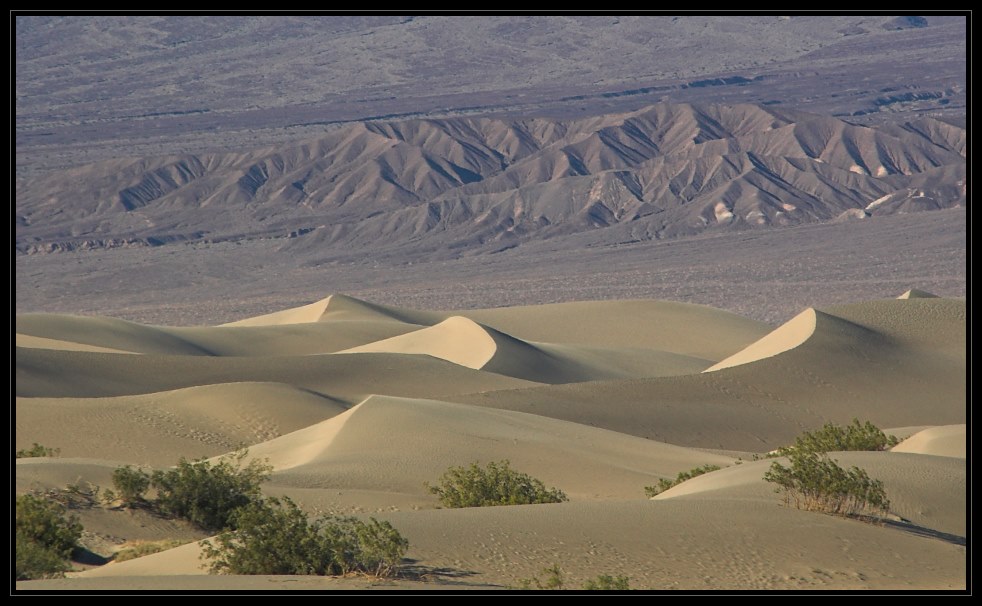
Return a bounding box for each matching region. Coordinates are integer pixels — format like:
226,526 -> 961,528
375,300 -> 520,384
705,307 -> 818,372
17,309 -> 422,357
15,348 -> 538,399
340,316 -> 710,382
15,333 -> 136,354
243,395 -> 735,500
16,383 -> 347,466
452,298 -> 965,450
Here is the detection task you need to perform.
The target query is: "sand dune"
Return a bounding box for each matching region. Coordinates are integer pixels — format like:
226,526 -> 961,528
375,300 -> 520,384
16,383 -> 347,466
78,541 -> 210,577
339,317 -> 498,369
219,296 -> 333,326
322,294 -> 446,326
892,425 -> 966,458
17,314 -> 214,355
16,333 -> 136,354
654,453 -> 965,536
16,348 -> 538,399
60,497 -> 964,590
17,295 -> 768,361
16,457 -> 123,494
380,499 -> 964,590
898,288 -> 939,299
705,308 -> 817,372
223,294 -> 445,327
460,299 -> 769,360
340,316 -> 709,382
453,298 -> 965,451
14,293 -> 965,590
245,395 -> 734,501
18,311 -> 421,357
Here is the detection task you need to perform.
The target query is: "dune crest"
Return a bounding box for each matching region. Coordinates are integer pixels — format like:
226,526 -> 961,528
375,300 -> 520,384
704,308 -> 817,372
338,316 -> 497,369
220,400 -> 364,471
338,315 -> 691,383
897,288 -> 939,299
891,424 -> 966,458
15,333 -> 137,354
320,294 -> 443,325
220,296 -> 333,326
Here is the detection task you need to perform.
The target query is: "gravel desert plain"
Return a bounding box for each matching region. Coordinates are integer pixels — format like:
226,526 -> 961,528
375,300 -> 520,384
15,15 -> 966,592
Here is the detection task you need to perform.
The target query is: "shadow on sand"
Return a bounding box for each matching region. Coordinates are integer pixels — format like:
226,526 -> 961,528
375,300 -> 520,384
883,519 -> 966,546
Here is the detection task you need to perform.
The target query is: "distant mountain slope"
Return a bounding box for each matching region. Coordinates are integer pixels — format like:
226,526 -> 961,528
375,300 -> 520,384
16,103 -> 965,257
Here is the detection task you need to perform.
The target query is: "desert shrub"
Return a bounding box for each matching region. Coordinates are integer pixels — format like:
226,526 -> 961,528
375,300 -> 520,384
764,450 -> 890,518
645,464 -> 723,497
114,539 -> 191,563
111,465 -> 151,507
150,451 -> 271,531
33,479 -> 101,510
16,443 -> 60,458
517,564 -> 566,590
201,496 -> 408,577
427,460 -> 568,508
777,419 -> 899,456
16,494 -> 82,557
583,574 -> 631,590
16,531 -> 72,580
518,567 -> 630,591
15,494 -> 82,580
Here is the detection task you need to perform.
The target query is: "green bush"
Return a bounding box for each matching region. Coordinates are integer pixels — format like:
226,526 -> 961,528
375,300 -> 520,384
16,494 -> 82,557
583,574 -> 631,590
111,465 -> 151,507
645,464 -> 723,497
763,450 -> 890,518
201,496 -> 408,577
16,443 -> 60,458
16,531 -> 72,580
517,567 -> 631,591
777,419 -> 899,456
427,460 -> 568,508
150,451 -> 271,531
517,564 -> 566,590
33,479 -> 101,510
15,494 -> 82,580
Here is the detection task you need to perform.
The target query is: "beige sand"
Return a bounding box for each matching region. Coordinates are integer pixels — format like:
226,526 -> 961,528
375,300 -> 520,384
339,317 -> 499,369
452,298 -> 966,451
220,296 -> 334,326
898,289 -> 939,299
892,425 -> 966,458
48,498 -> 963,590
704,308 -> 817,372
341,317 -> 710,382
459,299 -> 770,361
14,294 -> 966,590
16,348 -> 538,399
244,395 -> 735,501
19,312 -> 421,356
16,333 -> 138,354
655,453 -> 965,536
16,383 -> 347,466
